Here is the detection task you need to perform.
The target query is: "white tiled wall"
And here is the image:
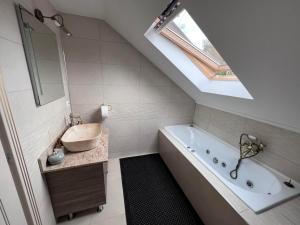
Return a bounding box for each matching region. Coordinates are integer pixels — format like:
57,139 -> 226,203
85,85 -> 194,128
0,0 -> 71,224
193,104 -> 300,182
62,13 -> 195,158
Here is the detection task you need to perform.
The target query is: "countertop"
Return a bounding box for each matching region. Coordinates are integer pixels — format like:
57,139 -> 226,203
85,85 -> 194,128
160,128 -> 300,225
38,128 -> 108,174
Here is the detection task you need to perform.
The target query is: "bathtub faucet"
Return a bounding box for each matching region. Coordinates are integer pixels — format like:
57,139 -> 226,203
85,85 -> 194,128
230,133 -> 265,179
239,134 -> 265,159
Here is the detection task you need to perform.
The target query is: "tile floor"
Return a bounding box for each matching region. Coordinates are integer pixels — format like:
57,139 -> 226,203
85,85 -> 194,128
61,158 -> 127,225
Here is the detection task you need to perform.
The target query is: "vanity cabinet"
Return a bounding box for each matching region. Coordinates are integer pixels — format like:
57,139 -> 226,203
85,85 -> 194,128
38,129 -> 109,220
45,163 -> 107,219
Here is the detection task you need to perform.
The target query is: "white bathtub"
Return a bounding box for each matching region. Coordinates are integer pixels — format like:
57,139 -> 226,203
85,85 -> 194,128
165,125 -> 300,213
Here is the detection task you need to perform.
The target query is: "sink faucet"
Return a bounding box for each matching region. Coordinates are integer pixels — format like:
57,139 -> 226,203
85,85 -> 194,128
230,133 -> 265,179
70,113 -> 82,126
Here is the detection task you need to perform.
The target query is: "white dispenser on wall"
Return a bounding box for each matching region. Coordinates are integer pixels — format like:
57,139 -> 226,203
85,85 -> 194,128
100,104 -> 111,120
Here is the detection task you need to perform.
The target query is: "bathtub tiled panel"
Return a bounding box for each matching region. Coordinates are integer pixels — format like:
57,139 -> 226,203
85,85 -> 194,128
193,104 -> 300,182
62,14 -> 195,157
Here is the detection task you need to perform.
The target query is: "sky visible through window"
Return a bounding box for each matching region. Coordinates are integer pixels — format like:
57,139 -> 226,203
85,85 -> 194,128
167,9 -> 227,66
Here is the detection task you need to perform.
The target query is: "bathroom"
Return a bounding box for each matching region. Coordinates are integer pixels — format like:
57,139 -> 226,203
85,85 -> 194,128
0,0 -> 299,225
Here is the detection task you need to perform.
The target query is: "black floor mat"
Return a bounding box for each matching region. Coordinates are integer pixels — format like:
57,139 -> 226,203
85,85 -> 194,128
120,154 -> 205,225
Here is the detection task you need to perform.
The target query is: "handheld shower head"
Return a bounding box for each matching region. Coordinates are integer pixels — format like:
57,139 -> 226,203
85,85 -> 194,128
247,134 -> 257,141
62,26 -> 72,37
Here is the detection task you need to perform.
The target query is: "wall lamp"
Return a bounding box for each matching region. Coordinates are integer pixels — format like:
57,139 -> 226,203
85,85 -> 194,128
34,9 -> 72,36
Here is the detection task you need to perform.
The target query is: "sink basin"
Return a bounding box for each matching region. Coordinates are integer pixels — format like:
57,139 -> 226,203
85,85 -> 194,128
61,123 -> 102,152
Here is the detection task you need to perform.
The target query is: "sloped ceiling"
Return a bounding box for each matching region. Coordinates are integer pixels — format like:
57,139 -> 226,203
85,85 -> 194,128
50,0 -> 106,19
50,0 -> 300,133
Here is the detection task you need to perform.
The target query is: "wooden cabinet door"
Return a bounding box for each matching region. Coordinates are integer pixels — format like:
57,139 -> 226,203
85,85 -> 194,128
46,163 -> 106,218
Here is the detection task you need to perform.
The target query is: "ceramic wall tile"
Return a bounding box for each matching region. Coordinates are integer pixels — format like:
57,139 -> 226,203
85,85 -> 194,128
100,42 -> 140,66
100,21 -> 127,43
0,0 -> 22,43
139,85 -> 171,103
63,37 -> 100,62
67,62 -> 102,85
62,13 -> 100,40
102,65 -> 139,86
69,85 -> 102,104
102,85 -> 140,104
140,60 -> 171,86
0,39 -> 32,92
62,15 -> 195,158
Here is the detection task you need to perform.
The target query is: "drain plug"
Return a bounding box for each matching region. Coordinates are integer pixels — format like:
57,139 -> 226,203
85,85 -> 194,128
284,179 -> 295,188
246,180 -> 254,188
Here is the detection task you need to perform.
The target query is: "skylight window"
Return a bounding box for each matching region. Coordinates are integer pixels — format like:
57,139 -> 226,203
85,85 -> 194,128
144,6 -> 253,99
161,9 -> 238,81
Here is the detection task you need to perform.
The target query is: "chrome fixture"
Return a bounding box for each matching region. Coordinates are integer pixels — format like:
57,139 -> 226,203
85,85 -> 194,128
154,0 -> 181,30
34,9 -> 72,36
230,133 -> 265,179
213,157 -> 218,164
246,180 -> 254,188
284,179 -> 295,188
70,113 -> 82,126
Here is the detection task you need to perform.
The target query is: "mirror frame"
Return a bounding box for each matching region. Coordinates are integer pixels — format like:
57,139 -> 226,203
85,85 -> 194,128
15,4 -> 65,106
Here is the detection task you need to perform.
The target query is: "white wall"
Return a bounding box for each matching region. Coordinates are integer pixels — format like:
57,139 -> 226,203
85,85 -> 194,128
101,0 -> 300,133
62,13 -> 195,158
0,0 -> 71,224
183,0 -> 300,133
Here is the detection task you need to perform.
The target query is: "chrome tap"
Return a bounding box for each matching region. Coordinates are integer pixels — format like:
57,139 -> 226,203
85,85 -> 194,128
239,134 -> 265,159
69,113 -> 82,126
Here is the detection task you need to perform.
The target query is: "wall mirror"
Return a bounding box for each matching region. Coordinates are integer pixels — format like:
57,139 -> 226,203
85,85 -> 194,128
16,5 -> 65,106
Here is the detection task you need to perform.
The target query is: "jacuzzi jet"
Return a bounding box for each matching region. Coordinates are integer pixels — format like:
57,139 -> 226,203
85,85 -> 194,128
206,149 -> 210,154
221,162 -> 226,168
191,149 -> 195,153
213,157 -> 218,164
187,146 -> 190,149
246,180 -> 254,188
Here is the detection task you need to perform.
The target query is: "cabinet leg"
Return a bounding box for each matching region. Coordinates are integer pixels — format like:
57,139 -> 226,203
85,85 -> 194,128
97,205 -> 103,213
68,213 -> 74,220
